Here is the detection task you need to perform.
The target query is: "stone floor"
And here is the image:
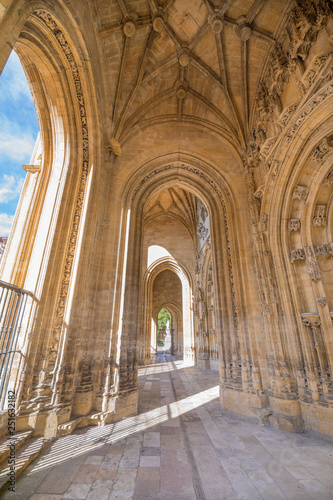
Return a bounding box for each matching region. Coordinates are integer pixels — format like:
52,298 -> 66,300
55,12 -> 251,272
3,356 -> 333,500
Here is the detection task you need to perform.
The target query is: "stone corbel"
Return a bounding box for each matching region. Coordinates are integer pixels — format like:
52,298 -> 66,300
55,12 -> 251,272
287,219 -> 301,231
290,248 -> 306,263
304,245 -> 321,280
300,313 -> 321,328
22,164 -> 41,174
313,205 -> 327,227
292,185 -> 308,200
316,297 -> 327,307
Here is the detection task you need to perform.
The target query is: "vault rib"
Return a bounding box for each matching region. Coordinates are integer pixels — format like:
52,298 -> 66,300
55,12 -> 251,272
241,39 -> 249,138
115,27 -> 156,139
215,29 -> 244,145
113,35 -> 130,124
164,22 -> 182,49
147,0 -> 158,14
116,0 -> 128,17
187,87 -> 239,142
188,23 -> 210,51
246,0 -> 268,24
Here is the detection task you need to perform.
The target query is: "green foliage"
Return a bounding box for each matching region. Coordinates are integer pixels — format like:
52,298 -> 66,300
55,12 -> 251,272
157,307 -> 171,332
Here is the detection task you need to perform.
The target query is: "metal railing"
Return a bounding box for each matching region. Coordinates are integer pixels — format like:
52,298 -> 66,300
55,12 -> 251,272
0,280 -> 32,410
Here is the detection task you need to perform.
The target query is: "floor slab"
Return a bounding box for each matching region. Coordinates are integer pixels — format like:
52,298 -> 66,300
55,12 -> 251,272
2,356 -> 333,500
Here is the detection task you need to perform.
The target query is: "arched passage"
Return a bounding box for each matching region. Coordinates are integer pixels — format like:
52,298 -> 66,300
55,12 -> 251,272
142,258 -> 192,365
114,156 -> 265,424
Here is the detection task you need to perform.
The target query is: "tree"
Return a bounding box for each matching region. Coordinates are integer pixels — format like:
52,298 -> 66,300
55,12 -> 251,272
157,307 -> 171,332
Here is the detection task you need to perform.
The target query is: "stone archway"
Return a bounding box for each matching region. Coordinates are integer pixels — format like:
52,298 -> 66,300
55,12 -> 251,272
142,258 -> 193,365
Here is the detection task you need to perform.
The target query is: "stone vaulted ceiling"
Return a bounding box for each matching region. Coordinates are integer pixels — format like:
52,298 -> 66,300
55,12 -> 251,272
97,0 -> 290,152
144,187 -> 197,240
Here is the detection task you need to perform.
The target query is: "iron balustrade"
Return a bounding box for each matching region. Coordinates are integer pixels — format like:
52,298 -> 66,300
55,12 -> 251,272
0,280 -> 33,410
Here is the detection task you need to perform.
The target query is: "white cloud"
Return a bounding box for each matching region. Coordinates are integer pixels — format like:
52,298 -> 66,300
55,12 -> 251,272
0,174 -> 24,203
0,213 -> 14,236
0,51 -> 31,102
0,131 -> 36,161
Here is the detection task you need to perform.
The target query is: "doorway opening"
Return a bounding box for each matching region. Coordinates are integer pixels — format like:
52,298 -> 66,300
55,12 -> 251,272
157,307 -> 172,355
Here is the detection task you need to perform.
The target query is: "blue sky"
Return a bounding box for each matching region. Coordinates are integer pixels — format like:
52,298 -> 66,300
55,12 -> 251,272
0,51 -> 39,236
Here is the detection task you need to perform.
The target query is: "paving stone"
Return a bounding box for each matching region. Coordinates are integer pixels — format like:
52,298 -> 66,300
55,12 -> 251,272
139,455 -> 160,467
4,359 -> 333,500
72,464 -> 99,484
85,479 -> 113,500
63,483 -> 91,499
84,455 -> 104,466
113,469 -> 137,490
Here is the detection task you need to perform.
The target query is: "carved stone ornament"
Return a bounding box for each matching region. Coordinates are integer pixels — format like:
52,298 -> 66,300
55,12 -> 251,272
316,297 -> 327,307
300,51 -> 333,93
211,15 -> 223,34
123,20 -> 136,37
254,185 -> 265,199
288,219 -> 301,231
292,185 -> 308,200
278,102 -> 300,127
235,16 -> 251,41
314,243 -> 333,256
290,248 -> 306,263
198,222 -> 209,241
153,15 -> 164,32
305,245 -> 321,280
270,160 -> 281,177
311,137 -> 333,165
284,82 -> 333,146
300,313 -> 321,328
313,204 -> 327,226
261,214 -> 269,232
286,0 -> 331,61
179,48 -> 190,67
325,169 -> 333,186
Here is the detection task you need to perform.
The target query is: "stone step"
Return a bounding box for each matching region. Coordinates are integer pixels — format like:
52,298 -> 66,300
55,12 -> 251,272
0,435 -> 53,492
0,430 -> 32,463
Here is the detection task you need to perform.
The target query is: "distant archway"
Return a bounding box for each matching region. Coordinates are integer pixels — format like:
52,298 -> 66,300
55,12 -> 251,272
142,258 -> 193,364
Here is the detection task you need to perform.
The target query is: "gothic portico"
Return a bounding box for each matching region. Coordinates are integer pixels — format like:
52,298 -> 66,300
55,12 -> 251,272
0,0 -> 333,454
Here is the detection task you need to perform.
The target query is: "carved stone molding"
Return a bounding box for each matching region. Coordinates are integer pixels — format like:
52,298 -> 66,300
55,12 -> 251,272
316,297 -> 327,307
269,160 -> 281,177
311,136 -> 333,165
33,11 -> 89,373
284,83 -> 333,146
254,185 -> 265,199
305,245 -> 321,280
292,185 -> 308,200
300,313 -> 321,328
313,204 -> 327,227
314,243 -> 333,256
299,51 -> 333,94
290,248 -> 306,263
286,0 -> 331,61
288,219 -> 301,231
325,169 -> 333,186
261,214 -> 269,232
278,102 -> 300,128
